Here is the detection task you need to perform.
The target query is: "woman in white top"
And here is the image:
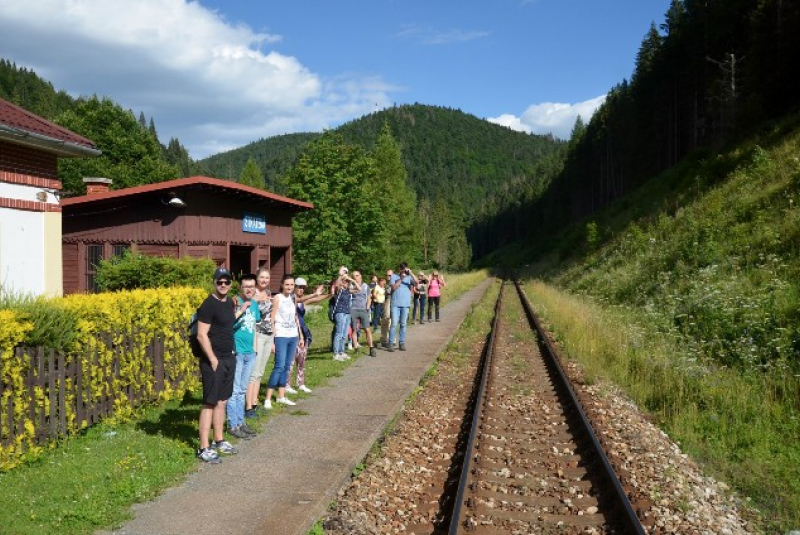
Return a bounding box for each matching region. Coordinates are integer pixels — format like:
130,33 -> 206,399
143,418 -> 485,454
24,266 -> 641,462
263,274 -> 304,408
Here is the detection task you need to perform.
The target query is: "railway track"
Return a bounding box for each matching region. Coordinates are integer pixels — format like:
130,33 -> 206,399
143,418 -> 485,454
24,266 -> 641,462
447,280 -> 647,534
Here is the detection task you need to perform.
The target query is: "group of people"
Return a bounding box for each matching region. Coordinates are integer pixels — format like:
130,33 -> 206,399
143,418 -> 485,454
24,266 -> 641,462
192,263 -> 445,464
328,263 -> 445,358
192,267 -> 325,463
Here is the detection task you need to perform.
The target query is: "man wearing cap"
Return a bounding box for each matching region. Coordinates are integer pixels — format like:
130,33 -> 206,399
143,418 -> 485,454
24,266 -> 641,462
194,267 -> 247,463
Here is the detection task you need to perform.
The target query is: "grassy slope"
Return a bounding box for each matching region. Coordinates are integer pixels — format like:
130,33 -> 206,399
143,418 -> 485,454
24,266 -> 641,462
507,113 -> 800,531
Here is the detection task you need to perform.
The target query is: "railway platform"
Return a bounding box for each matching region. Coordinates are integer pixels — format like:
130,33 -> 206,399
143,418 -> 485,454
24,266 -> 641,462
101,278 -> 493,535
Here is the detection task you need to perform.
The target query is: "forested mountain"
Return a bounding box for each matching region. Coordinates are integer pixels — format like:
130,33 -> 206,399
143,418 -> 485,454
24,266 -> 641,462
472,0 -> 800,257
199,132 -> 320,189
199,104 -> 566,238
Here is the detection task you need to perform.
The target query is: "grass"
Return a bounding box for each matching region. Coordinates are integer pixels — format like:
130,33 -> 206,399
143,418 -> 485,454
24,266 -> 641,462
0,269 -> 490,535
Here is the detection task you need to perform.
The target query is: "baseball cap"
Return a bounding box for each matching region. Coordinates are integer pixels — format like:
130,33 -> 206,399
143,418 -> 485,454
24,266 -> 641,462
295,277 -> 308,287
213,267 -> 232,282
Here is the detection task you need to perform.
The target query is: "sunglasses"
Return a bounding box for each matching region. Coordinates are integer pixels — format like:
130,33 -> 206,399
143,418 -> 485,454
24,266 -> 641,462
216,280 -> 232,286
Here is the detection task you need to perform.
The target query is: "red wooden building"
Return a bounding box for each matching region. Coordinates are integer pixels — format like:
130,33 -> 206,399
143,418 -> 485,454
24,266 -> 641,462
60,176 -> 313,293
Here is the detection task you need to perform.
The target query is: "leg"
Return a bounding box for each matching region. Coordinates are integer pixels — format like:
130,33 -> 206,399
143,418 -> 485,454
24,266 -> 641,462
398,306 -> 410,345
227,352 -> 246,430
334,313 -> 349,355
212,400 -> 226,443
420,297 -> 426,323
247,332 -> 272,409
295,345 -> 308,387
389,305 -> 399,345
199,404 -> 214,449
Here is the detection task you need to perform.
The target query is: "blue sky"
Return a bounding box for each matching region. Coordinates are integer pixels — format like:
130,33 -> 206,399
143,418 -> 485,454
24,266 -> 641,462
0,0 -> 669,159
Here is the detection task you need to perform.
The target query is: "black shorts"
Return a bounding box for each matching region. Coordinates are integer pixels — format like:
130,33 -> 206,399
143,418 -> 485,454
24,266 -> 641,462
199,355 -> 236,405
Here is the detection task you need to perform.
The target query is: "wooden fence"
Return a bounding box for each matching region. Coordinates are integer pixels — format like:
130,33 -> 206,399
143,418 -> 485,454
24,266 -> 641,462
0,328 -> 195,448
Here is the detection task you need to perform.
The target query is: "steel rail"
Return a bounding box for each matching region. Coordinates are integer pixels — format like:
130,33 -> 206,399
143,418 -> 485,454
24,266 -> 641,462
514,279 -> 646,535
447,280 -> 505,535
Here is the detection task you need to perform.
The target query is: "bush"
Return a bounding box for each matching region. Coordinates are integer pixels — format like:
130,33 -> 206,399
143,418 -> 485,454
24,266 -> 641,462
95,252 -> 216,291
0,293 -> 79,350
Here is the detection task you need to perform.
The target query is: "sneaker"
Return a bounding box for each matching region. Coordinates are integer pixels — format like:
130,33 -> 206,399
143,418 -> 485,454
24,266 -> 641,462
299,385 -> 313,393
385,343 -> 395,352
263,399 -> 273,409
197,447 -> 221,464
211,440 -> 237,455
435,318 -> 440,322
333,354 -> 346,362
369,347 -> 377,357
229,426 -> 251,440
240,423 -> 257,436
342,353 -> 351,360
399,343 -> 406,351
245,408 -> 257,419
347,343 -> 354,350
285,385 -> 298,395
276,397 -> 296,406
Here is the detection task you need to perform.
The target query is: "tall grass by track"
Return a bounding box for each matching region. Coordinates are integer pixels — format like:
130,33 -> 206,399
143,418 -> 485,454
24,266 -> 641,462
522,280 -> 798,533
0,270 -> 489,534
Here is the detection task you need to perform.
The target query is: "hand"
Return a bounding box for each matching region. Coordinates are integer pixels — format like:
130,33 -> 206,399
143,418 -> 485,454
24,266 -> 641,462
210,356 -> 219,372
298,339 -> 305,349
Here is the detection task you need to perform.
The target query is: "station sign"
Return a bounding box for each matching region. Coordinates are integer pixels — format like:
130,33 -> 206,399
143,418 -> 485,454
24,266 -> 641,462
242,212 -> 267,234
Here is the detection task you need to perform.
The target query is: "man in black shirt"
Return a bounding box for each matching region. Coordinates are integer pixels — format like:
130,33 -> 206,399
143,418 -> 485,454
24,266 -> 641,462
195,267 -> 246,463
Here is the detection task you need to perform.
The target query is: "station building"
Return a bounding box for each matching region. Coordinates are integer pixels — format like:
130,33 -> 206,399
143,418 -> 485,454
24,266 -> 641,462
60,176 -> 313,294
0,97 -> 100,297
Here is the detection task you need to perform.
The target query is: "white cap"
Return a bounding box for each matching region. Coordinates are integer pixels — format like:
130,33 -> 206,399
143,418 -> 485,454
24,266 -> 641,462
295,277 -> 308,286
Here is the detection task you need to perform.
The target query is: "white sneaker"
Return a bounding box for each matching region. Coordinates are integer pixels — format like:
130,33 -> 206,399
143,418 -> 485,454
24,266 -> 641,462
263,399 -> 272,409
299,385 -> 312,393
276,397 -> 296,406
347,344 -> 354,351
285,385 -> 298,395
333,354 -> 346,362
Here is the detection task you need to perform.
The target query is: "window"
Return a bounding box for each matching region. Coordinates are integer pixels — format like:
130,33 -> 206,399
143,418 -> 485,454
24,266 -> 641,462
112,244 -> 130,258
86,244 -> 103,292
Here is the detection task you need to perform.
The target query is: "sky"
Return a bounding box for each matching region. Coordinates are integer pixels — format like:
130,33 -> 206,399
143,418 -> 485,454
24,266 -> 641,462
0,0 -> 670,160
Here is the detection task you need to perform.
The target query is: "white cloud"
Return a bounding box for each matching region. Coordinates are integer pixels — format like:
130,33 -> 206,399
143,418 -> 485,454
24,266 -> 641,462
0,0 -> 395,159
397,24 -> 489,45
488,95 -> 606,139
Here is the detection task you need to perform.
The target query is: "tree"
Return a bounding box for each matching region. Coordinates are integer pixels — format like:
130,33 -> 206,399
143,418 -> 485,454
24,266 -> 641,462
164,137 -> 200,177
239,157 -> 264,188
280,133 -> 383,279
371,123 -> 422,266
56,96 -> 180,194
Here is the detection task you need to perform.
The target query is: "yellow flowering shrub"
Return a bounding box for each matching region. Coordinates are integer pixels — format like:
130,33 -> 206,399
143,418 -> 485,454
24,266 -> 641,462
0,287 -> 206,470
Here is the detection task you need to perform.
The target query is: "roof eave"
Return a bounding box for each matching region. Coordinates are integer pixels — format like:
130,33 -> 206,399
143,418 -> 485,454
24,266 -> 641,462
0,124 -> 102,158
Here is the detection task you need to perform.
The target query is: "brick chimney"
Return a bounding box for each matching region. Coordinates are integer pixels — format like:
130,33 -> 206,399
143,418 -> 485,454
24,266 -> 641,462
83,177 -> 113,195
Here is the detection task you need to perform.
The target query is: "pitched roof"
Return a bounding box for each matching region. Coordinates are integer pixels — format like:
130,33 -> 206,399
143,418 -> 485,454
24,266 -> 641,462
0,97 -> 100,157
60,175 -> 314,211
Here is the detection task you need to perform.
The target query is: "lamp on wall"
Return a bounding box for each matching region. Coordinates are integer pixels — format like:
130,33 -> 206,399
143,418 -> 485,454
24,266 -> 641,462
161,195 -> 186,208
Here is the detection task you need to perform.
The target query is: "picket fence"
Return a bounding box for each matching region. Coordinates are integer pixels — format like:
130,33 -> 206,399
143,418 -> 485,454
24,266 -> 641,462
0,328 -> 194,447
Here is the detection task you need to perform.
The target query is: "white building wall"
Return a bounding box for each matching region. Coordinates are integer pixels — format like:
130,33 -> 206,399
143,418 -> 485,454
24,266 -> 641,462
0,206 -> 47,297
